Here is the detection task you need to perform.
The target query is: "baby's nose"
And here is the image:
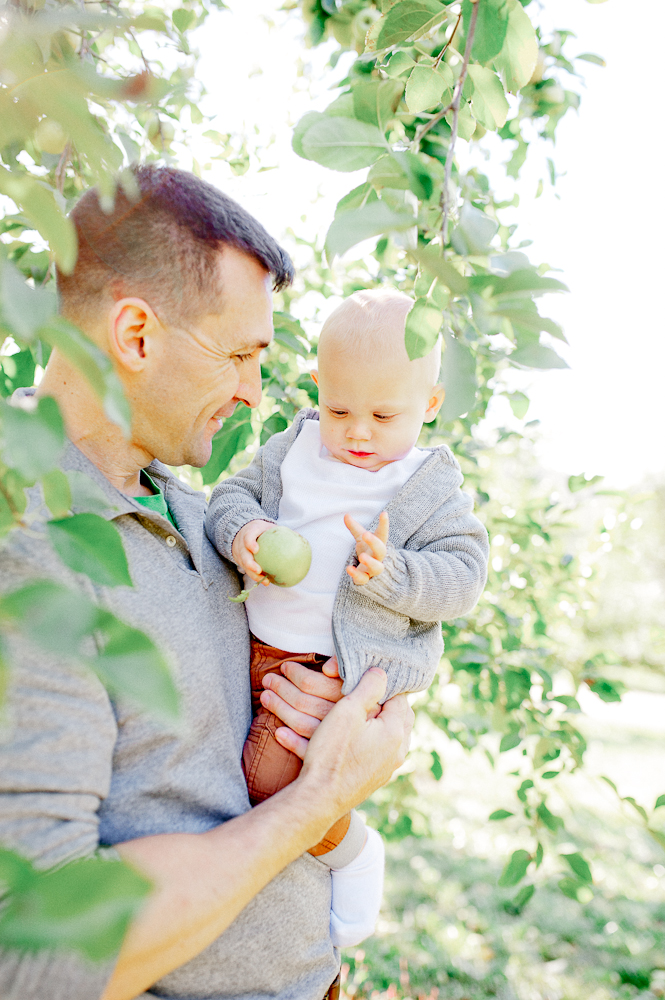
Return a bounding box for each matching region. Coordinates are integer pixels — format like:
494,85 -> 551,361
347,424 -> 371,440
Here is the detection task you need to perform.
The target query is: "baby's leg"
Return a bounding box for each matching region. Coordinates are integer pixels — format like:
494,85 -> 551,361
243,637 -> 351,854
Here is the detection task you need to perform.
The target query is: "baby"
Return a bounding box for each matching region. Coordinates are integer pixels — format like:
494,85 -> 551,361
206,288 -> 489,947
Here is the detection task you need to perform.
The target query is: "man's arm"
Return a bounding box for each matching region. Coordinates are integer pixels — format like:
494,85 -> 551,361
102,669 -> 412,1000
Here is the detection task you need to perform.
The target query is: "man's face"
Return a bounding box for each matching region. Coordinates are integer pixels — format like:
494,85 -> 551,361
127,247 -> 273,468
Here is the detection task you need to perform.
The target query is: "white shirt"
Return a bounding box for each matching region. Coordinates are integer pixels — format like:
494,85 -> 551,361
245,419 -> 428,655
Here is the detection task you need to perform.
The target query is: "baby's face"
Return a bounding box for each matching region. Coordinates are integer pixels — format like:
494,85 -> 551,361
313,355 -> 440,471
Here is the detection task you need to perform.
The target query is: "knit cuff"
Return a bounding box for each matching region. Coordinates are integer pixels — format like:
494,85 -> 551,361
314,810 -> 366,870
213,510 -> 275,563
356,543 -> 405,610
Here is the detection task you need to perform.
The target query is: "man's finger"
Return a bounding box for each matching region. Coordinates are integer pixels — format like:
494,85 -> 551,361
274,726 -> 309,760
344,666 -> 387,714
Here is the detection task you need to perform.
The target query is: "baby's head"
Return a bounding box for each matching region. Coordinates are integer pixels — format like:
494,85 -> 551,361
312,288 -> 444,471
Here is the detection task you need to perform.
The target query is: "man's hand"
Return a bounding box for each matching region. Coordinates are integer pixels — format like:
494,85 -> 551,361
299,669 -> 413,814
262,656 -> 343,748
231,519 -> 275,583
344,511 -> 389,586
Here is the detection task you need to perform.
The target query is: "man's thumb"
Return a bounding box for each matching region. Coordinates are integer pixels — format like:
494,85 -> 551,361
348,667 -> 387,713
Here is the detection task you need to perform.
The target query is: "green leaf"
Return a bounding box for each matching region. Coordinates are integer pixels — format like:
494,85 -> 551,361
430,749 -> 443,781
507,391 -> 529,419
462,0 -> 510,63
587,677 -> 622,703
648,828 -> 665,852
89,609 -> 179,721
299,117 -> 387,172
334,183 -> 377,216
376,0 -> 448,48
410,245 -> 469,296
655,795 -> 665,810
498,848 -> 531,887
0,166 -> 78,274
0,853 -> 150,961
0,258 -> 57,342
292,111 -> 327,159
558,877 -> 583,901
568,473 -> 604,493
404,298 -> 442,361
464,65 -> 509,130
47,513 -> 132,588
0,581 -> 99,658
489,809 -> 514,820
405,63 -> 453,114
352,78 -> 404,128
172,8 -> 197,32
451,202 -> 498,255
550,694 -> 581,712
536,800 -> 563,832
384,50 -> 416,78
493,0 -> 538,92
0,395 -> 65,479
623,797 -> 649,822
500,731 -> 521,752
42,469 -> 72,519
13,69 -> 123,180
39,317 -> 131,434
67,471 -> 118,516
260,413 -> 288,446
535,842 -> 544,868
509,343 -> 568,370
504,883 -> 535,914
439,329 -> 477,421
562,852 -> 592,884
446,99 -> 477,141
576,52 -> 606,66
326,199 -> 416,261
200,407 -> 254,486
369,152 -> 433,200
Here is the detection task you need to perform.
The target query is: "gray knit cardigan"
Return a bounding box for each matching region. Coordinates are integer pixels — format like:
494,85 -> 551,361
206,409 -> 489,701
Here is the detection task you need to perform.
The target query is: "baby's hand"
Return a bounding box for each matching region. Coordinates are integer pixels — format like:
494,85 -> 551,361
344,511 -> 389,586
231,519 -> 275,584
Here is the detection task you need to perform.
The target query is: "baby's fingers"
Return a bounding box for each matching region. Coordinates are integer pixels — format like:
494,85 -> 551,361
347,564 -> 371,586
361,528 -> 387,563
358,552 -> 384,578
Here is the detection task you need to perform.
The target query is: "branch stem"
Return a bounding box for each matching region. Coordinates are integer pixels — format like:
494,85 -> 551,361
440,0 -> 480,254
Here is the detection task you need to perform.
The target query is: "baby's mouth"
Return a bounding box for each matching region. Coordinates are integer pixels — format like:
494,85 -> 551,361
347,449 -> 374,458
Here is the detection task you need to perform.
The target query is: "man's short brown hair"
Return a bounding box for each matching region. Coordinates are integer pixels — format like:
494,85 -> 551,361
57,164 -> 294,326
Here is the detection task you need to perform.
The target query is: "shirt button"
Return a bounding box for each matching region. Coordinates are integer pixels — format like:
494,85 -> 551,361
166,535 -> 177,547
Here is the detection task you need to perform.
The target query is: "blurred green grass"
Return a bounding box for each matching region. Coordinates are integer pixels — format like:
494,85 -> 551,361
344,692 -> 665,1000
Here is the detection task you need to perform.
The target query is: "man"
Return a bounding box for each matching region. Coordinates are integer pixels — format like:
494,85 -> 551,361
0,165 -> 413,1000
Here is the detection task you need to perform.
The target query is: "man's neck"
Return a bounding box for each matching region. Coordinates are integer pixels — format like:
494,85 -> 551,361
38,350 -> 154,497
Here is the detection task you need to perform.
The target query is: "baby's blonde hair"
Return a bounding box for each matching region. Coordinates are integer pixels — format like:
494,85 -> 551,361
319,288 -> 441,388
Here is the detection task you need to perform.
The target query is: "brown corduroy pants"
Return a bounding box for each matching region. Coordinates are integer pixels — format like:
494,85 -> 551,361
243,636 -> 351,857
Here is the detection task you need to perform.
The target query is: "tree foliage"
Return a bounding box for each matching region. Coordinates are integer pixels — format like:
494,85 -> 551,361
0,0 -> 640,970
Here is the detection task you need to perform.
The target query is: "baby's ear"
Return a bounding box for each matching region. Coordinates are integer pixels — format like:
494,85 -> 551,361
310,370 -> 319,387
424,384 -> 445,422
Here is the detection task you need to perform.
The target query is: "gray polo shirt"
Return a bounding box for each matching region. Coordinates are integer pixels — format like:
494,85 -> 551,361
0,443 -> 337,1000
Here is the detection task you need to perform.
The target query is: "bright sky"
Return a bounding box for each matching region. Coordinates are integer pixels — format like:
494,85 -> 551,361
191,0 -> 665,489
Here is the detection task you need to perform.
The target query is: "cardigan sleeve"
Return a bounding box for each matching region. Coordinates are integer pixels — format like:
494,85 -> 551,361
357,488 -> 489,623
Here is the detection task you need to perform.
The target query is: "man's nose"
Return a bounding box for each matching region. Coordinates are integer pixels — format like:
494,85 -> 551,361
235,356 -> 263,409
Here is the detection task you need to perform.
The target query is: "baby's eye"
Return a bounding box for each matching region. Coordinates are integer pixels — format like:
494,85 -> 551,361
328,408 -> 348,417
374,413 -> 396,421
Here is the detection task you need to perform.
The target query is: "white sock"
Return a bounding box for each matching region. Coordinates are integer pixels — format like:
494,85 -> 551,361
329,825 -> 385,949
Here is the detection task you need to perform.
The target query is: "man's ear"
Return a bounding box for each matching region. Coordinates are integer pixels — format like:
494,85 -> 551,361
310,370 -> 319,387
108,298 -> 160,373
424,384 -> 445,423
